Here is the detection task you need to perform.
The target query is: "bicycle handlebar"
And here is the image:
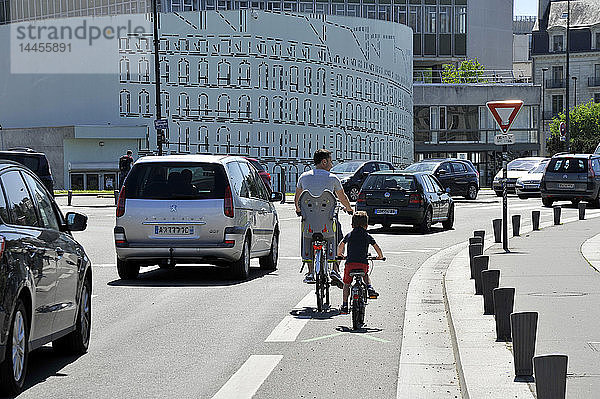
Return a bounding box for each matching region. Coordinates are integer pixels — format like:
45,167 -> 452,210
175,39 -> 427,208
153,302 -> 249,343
335,255 -> 386,261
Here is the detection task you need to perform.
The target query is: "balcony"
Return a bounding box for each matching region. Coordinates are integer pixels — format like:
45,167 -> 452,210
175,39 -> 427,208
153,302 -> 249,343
588,77 -> 600,87
413,69 -> 532,84
545,79 -> 565,89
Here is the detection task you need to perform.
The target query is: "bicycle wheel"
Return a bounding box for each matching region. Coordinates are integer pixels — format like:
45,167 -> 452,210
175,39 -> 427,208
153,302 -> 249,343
352,287 -> 365,330
315,251 -> 323,312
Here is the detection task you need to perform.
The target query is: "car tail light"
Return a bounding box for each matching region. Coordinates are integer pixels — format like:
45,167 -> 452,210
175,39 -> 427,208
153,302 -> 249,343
409,193 -> 422,205
357,192 -> 366,203
589,160 -> 595,178
224,184 -> 234,218
266,172 -> 271,182
0,236 -> 5,257
224,240 -> 235,246
114,226 -> 128,247
116,186 -> 126,217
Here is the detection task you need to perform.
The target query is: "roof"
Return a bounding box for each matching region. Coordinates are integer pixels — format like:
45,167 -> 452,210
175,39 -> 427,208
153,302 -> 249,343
135,154 -> 231,164
547,0 -> 600,30
552,153 -> 599,158
371,170 -> 422,176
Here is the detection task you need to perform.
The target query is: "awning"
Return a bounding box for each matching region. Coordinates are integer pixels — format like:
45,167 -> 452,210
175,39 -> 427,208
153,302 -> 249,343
68,162 -> 118,172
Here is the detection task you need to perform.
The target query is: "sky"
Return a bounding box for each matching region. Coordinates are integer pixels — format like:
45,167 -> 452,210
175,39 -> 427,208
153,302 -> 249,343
514,0 -> 538,16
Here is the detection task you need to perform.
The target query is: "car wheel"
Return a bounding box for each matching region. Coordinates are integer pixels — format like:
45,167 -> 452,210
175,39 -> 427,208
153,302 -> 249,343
259,232 -> 278,270
442,205 -> 454,230
542,197 -> 553,208
53,278 -> 91,355
117,259 -> 140,280
348,186 -> 360,202
382,222 -> 391,229
495,191 -> 503,197
419,208 -> 433,234
465,184 -> 478,200
0,299 -> 29,396
231,237 -> 250,280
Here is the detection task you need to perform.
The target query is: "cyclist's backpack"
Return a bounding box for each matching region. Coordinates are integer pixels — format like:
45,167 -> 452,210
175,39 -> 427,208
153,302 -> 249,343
119,155 -> 131,173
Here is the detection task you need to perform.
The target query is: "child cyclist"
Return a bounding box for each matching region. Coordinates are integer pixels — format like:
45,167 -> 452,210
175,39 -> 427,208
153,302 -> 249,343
337,211 -> 384,314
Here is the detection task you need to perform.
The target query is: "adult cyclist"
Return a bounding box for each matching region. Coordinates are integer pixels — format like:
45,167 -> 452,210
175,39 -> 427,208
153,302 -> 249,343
295,149 -> 354,286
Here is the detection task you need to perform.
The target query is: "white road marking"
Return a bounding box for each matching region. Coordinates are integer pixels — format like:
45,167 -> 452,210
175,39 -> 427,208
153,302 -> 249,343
265,316 -> 311,342
91,264 -> 115,268
279,256 -> 303,260
278,217 -> 300,221
293,291 -> 316,310
211,355 -> 283,399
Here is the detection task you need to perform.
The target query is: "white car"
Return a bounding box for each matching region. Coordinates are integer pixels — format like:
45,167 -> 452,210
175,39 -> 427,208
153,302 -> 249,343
515,159 -> 550,199
492,157 -> 548,196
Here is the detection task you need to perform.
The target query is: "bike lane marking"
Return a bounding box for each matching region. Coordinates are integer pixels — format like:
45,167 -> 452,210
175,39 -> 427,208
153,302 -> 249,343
265,291 -> 314,342
211,355 -> 283,399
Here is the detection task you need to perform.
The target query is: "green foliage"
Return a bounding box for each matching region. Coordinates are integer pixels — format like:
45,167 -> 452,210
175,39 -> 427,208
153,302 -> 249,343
546,101 -> 600,155
441,59 -> 486,83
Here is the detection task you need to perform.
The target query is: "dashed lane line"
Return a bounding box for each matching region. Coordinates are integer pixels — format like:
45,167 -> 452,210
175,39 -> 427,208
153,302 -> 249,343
265,291 -> 314,342
211,355 -> 283,399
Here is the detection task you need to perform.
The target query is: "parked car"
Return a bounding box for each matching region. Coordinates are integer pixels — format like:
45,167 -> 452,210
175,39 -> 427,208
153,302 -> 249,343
0,161 -> 90,396
404,158 -> 479,200
0,149 -> 54,195
331,160 -> 394,201
492,157 -> 547,196
244,157 -> 271,191
540,153 -> 600,207
515,159 -> 550,199
114,155 -> 282,280
355,171 -> 454,233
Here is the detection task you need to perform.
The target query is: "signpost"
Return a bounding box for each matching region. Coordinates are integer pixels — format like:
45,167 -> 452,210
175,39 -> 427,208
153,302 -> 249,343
559,121 -> 567,142
487,100 -> 524,252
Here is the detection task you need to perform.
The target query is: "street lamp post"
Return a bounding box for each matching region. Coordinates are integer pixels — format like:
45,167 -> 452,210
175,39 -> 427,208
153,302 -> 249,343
572,76 -> 577,107
152,0 -> 163,156
542,67 -> 548,154
565,0 -> 571,152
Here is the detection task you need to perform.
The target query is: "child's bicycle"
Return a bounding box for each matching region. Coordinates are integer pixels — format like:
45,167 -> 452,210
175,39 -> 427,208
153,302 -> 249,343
338,254 -> 385,330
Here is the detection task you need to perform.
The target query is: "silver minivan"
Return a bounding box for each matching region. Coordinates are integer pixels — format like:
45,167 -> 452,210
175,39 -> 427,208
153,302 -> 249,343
114,155 -> 281,280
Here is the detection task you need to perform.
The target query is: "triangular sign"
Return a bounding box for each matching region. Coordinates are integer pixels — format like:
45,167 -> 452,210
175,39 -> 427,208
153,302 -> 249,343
486,100 -> 524,134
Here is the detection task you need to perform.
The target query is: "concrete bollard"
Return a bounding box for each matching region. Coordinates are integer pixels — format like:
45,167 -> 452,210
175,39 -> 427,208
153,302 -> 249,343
553,206 -> 561,225
67,190 -> 73,206
534,354 -> 568,399
532,210 -> 541,231
482,270 -> 500,315
511,312 -> 538,381
279,169 -> 286,204
474,230 -> 485,240
578,202 -> 586,220
493,287 -> 515,342
493,219 -> 502,243
468,243 -> 483,279
473,255 -> 489,295
114,190 -> 119,205
469,236 -> 483,245
512,214 -> 521,236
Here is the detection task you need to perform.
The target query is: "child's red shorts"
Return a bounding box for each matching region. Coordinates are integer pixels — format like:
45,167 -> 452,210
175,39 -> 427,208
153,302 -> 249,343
343,262 -> 369,284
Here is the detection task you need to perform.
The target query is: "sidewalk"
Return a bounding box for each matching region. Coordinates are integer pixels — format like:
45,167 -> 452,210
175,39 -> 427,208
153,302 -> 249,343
446,214 -> 600,398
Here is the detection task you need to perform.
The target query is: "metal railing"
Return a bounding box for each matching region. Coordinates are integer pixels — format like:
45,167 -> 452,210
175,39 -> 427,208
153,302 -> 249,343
413,69 -> 532,84
414,129 -> 539,145
545,79 -> 565,89
588,77 -> 600,87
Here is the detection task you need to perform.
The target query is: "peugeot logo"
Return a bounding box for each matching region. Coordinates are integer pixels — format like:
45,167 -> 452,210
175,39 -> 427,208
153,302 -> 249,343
563,174 -> 568,179
384,192 -> 391,198
170,205 -> 177,212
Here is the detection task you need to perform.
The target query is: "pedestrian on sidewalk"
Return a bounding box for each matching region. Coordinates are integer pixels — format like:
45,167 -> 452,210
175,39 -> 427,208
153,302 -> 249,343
119,149 -> 135,188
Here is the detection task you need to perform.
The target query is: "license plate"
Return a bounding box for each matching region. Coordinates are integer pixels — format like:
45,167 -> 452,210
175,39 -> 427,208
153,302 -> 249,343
558,183 -> 575,189
154,225 -> 194,235
375,209 -> 397,215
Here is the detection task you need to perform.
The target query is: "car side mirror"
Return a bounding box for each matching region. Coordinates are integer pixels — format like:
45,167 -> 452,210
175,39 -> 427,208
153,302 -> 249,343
437,169 -> 447,176
270,192 -> 283,202
66,212 -> 87,232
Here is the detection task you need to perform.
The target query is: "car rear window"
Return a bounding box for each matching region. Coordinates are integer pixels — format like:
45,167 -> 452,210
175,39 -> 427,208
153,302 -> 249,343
507,159 -> 540,171
363,175 -> 416,190
124,162 -> 227,200
0,154 -> 40,172
547,158 -> 587,173
404,162 -> 436,172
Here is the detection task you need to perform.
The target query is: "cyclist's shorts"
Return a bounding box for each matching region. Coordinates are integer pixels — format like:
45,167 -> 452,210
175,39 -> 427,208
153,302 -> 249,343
343,262 -> 369,285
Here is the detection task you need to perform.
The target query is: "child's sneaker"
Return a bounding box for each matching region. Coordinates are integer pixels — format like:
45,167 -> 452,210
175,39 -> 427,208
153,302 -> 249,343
367,286 -> 379,298
339,304 -> 349,314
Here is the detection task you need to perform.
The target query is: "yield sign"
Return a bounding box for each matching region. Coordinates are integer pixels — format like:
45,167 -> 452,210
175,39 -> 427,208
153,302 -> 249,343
486,100 -> 524,134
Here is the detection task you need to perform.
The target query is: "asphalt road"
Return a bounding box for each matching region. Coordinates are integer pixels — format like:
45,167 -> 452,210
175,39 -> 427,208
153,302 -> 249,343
13,191 -> 579,398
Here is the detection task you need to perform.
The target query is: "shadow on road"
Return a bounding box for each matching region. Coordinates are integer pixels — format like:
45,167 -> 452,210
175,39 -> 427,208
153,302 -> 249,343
335,326 -> 384,334
290,307 -> 340,320
107,265 -> 275,287
368,226 -> 446,235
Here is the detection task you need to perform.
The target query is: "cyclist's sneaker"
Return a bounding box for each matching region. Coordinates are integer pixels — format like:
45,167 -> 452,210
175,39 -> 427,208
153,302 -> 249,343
330,270 -> 343,288
303,273 -> 316,284
339,304 -> 349,314
367,287 -> 379,298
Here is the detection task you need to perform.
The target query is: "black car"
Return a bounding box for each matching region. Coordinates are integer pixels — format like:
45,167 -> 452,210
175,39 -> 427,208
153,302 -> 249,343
331,160 -> 394,201
355,171 -> 454,233
0,149 -> 54,195
0,161 -> 91,396
540,153 -> 600,208
404,159 -> 479,200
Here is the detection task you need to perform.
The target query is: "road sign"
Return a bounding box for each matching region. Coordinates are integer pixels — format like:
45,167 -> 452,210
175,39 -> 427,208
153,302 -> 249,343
494,134 -> 515,145
486,100 -> 524,134
559,121 -> 566,142
154,119 -> 169,130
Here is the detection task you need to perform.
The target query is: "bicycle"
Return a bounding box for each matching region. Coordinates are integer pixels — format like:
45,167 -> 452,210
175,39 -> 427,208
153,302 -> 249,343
298,190 -> 350,312
337,255 -> 385,330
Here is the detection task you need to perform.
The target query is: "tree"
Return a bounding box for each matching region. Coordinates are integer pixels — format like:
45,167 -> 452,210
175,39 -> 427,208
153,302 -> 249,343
441,58 -> 486,83
546,101 -> 600,155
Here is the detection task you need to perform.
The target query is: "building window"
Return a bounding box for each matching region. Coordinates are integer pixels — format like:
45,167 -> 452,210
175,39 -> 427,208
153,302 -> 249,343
274,65 -> 284,91
119,57 -> 130,81
345,76 -> 353,98
439,6 -> 451,33
317,68 -> 326,95
552,95 -> 564,116
198,59 -> 209,85
259,62 -> 268,89
552,34 -> 564,52
304,99 -> 312,124
304,67 -> 312,94
217,60 -> 231,86
119,90 -> 131,114
138,90 -> 150,115
179,93 -> 190,116
595,32 -> 600,49
217,94 -> 231,117
290,66 -> 299,92
272,96 -> 284,121
178,59 -> 190,84
290,98 -> 298,121
139,58 -> 150,83
161,91 -> 169,117
238,95 -> 251,118
425,6 -> 436,33
198,93 -> 209,116
409,6 -> 422,33
595,93 -> 600,103
238,61 -> 251,86
259,96 -> 268,119
455,6 -> 466,34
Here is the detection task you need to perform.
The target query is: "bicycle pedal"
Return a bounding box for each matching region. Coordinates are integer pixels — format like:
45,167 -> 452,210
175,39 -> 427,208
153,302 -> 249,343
369,295 -> 378,299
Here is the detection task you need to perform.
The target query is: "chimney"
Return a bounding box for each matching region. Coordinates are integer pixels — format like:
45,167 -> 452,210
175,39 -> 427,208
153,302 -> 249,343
538,0 -> 552,23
